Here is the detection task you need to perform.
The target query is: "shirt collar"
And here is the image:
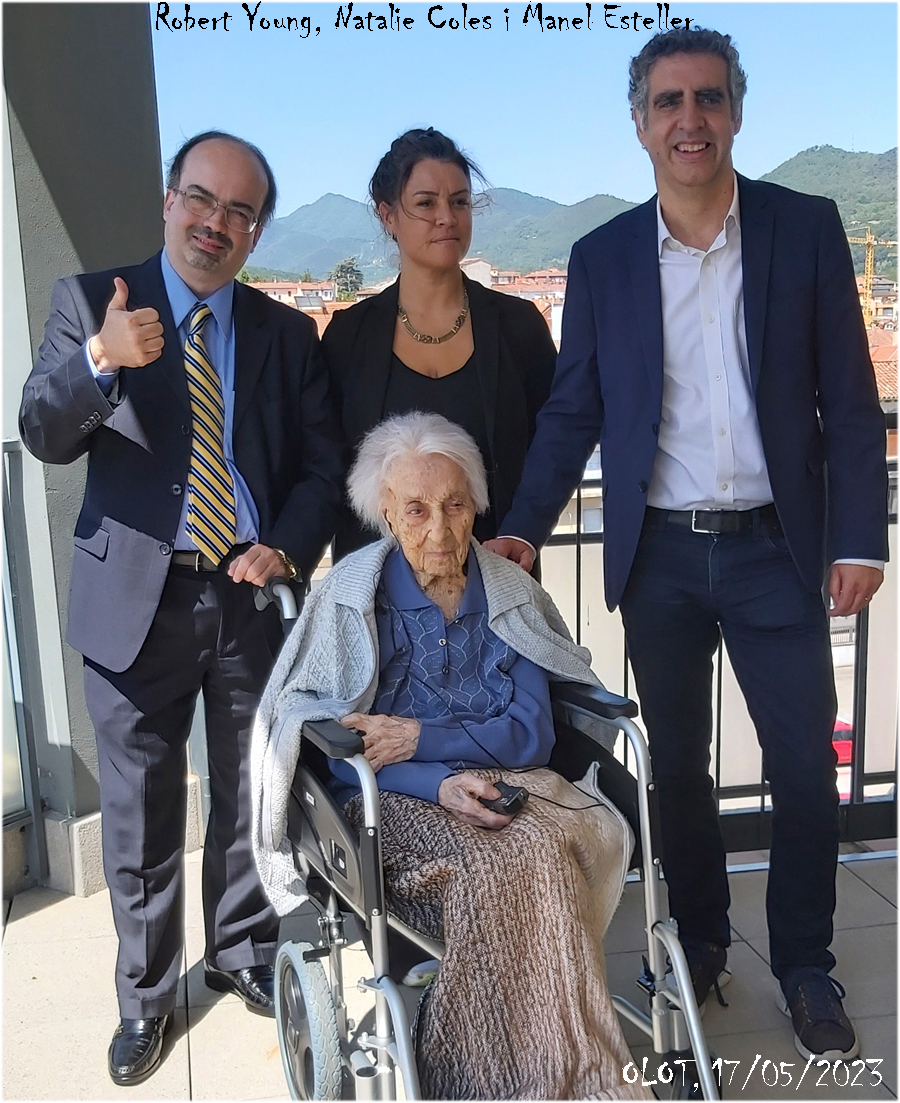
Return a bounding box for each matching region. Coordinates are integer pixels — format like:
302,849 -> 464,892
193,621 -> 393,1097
656,172 -> 741,257
161,247 -> 234,335
381,545 -> 485,618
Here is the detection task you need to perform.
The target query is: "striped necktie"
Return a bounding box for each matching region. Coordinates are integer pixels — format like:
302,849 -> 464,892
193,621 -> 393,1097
184,303 -> 236,565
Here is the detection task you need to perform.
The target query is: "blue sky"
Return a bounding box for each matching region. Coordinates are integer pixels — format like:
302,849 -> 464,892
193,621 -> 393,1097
152,2 -> 898,216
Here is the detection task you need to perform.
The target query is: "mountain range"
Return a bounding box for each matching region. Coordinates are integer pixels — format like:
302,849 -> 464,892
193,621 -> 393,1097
248,146 -> 898,285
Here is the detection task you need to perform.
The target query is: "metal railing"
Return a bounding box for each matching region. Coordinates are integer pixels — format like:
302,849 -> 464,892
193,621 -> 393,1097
544,475 -> 898,850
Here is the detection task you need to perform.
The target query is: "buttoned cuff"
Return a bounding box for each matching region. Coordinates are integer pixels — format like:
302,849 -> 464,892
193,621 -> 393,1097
499,535 -> 537,557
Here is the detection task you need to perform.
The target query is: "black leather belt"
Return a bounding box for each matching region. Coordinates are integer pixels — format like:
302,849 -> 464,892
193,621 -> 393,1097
170,543 -> 252,572
171,551 -> 220,571
645,503 -> 780,535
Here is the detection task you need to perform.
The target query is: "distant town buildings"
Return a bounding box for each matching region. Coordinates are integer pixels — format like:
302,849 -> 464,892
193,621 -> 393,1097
250,279 -> 336,305
857,275 -> 898,330
249,269 -> 898,414
459,257 -> 492,287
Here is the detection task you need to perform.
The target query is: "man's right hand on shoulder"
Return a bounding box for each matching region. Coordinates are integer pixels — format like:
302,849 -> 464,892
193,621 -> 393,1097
89,278 -> 165,373
483,537 -> 536,573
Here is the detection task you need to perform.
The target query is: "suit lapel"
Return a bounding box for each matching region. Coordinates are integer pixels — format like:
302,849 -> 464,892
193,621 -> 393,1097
353,280 -> 397,436
737,174 -> 774,393
128,253 -> 190,413
627,198 -> 664,402
233,282 -> 272,431
467,277 -> 499,465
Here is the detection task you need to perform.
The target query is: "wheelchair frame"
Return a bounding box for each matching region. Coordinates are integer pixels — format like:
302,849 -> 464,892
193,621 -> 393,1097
272,677 -> 721,1102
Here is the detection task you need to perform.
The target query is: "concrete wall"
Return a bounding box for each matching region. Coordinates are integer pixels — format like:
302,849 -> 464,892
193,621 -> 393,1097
3,4 -> 165,891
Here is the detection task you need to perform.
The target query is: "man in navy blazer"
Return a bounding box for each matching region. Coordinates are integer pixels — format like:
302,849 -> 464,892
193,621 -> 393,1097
488,29 -> 887,1061
20,132 -> 343,1084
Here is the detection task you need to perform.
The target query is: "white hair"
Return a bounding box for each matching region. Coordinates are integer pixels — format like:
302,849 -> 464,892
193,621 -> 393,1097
348,411 -> 490,536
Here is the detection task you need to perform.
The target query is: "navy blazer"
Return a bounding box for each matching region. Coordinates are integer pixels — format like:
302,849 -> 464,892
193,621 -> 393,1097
500,175 -> 888,609
20,252 -> 344,672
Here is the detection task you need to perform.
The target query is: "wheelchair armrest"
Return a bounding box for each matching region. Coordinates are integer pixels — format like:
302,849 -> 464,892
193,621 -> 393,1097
550,680 -> 639,720
301,719 -> 365,760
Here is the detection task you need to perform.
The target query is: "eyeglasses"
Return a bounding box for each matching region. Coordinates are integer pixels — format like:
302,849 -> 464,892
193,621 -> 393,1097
172,188 -> 259,234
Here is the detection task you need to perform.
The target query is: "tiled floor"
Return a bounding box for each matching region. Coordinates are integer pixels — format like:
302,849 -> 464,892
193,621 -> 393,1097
3,845 -> 895,1100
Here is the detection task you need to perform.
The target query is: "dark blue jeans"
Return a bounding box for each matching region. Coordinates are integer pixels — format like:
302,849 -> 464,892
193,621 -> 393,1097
619,515 -> 839,980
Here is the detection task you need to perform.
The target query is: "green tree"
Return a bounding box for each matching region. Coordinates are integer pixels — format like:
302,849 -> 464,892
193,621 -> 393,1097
330,257 -> 364,301
238,268 -> 251,283
299,269 -> 315,282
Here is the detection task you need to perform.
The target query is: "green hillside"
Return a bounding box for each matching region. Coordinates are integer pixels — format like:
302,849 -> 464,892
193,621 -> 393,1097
252,192 -> 388,280
471,193 -> 635,272
278,192 -> 377,240
252,147 -> 897,283
762,146 -> 897,279
241,265 -> 305,282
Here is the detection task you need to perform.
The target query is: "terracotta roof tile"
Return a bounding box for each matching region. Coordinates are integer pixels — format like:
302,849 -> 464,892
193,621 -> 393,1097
871,348 -> 897,402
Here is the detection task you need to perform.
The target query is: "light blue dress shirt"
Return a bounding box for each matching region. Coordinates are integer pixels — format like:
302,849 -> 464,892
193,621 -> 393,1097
329,547 -> 556,804
86,250 -> 260,550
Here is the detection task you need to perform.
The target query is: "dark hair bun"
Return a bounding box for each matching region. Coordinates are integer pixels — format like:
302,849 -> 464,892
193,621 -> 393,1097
370,128 -> 485,211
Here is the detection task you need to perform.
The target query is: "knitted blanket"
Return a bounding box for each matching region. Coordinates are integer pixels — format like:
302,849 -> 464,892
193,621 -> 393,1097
345,768 -> 651,1101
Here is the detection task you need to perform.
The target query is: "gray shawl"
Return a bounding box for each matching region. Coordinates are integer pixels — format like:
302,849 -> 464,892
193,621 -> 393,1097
251,538 -> 617,915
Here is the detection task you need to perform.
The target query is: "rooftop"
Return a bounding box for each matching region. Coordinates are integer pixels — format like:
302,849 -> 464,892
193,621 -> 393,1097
250,281 -> 334,291
300,299 -> 353,338
871,344 -> 898,402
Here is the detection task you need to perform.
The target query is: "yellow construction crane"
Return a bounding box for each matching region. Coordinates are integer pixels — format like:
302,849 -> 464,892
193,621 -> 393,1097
846,226 -> 898,327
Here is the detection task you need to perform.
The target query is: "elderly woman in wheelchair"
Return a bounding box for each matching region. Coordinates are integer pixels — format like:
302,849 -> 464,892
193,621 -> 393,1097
252,411 -> 651,1100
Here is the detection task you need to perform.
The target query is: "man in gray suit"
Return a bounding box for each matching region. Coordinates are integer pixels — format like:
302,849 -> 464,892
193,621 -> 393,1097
20,132 -> 343,1084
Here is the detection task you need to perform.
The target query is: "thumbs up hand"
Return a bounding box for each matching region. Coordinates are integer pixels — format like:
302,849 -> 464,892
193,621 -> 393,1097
89,278 -> 165,372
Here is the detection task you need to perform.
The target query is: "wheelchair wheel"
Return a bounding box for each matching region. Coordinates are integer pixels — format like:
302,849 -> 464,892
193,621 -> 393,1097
275,941 -> 342,1101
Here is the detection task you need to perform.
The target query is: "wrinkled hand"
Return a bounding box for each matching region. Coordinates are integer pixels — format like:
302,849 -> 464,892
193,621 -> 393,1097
828,563 -> 883,618
340,713 -> 421,772
227,544 -> 284,587
483,537 -> 536,573
437,773 -> 514,830
90,278 -> 164,372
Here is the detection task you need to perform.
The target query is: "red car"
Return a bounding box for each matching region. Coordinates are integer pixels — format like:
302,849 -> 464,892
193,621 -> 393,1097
833,720 -> 853,765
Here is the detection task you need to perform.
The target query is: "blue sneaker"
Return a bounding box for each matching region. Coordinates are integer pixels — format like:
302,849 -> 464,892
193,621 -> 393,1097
777,968 -> 859,1060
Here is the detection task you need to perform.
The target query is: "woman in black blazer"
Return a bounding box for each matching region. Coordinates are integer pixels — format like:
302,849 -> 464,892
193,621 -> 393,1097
321,127 -> 557,560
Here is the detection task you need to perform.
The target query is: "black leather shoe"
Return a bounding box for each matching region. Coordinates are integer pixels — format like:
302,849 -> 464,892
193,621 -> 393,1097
681,938 -> 731,1010
108,1016 -> 169,1086
204,962 -> 275,1017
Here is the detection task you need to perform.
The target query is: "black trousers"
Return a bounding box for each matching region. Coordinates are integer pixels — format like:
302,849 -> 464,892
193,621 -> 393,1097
84,567 -> 283,1018
619,516 -> 839,980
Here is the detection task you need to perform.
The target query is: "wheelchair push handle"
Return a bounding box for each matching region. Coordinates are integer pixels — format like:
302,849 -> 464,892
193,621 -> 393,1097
254,575 -> 302,624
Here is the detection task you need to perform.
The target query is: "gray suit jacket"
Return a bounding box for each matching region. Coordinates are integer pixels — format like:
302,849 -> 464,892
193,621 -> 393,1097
20,252 -> 344,672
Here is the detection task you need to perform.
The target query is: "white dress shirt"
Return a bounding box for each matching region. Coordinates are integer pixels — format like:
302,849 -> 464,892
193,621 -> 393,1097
649,178 -> 880,571
650,183 -> 773,511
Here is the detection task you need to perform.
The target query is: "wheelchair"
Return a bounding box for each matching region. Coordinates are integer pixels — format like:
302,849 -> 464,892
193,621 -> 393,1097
271,676 -> 722,1101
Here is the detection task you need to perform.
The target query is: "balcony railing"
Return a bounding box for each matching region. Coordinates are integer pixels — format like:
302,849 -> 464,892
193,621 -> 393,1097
540,462 -> 898,850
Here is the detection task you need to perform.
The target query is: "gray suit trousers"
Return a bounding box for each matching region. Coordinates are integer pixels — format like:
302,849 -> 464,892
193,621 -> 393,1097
84,565 -> 282,1018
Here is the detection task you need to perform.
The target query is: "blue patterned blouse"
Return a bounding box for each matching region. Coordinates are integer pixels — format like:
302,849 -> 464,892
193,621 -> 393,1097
330,546 -> 556,804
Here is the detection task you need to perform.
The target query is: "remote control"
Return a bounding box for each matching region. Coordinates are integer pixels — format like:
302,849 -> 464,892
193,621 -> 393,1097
478,780 -> 529,816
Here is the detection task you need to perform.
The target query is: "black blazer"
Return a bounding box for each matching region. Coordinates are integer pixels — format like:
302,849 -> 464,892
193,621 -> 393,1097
321,275 -> 557,559
19,252 -> 344,672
